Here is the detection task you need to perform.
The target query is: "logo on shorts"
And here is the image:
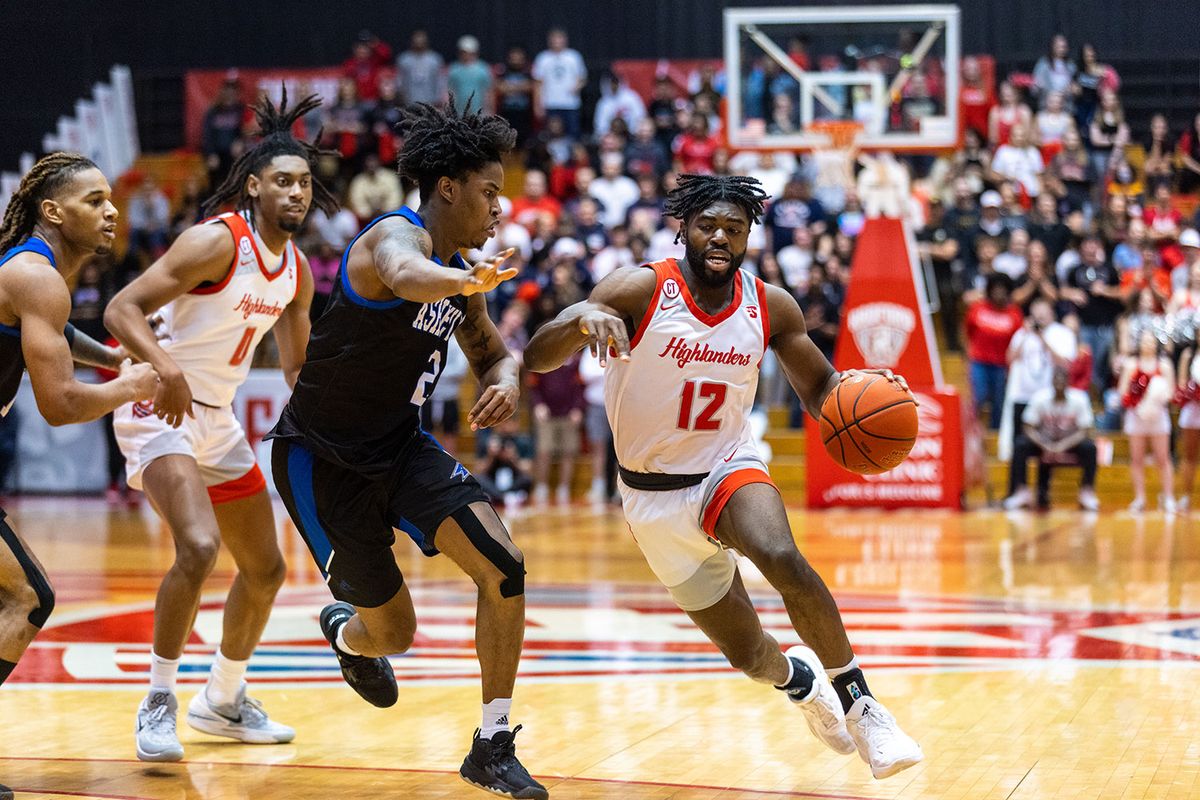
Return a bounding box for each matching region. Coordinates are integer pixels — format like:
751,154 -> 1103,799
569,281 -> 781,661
131,400 -> 155,418
846,302 -> 916,369
451,462 -> 470,482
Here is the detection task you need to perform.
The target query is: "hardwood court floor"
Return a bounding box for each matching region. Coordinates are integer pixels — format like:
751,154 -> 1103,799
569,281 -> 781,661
1,497 -> 1199,799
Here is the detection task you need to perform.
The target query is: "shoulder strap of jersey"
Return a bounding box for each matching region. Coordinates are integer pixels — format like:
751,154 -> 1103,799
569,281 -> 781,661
0,237 -> 56,270
629,260 -> 672,351
289,241 -> 303,302
190,212 -> 244,295
750,272 -> 771,356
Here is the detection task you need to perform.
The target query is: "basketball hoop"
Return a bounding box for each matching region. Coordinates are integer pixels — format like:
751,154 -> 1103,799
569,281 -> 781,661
805,120 -> 863,209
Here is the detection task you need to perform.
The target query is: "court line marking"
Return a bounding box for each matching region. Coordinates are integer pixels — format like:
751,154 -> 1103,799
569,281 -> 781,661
0,756 -> 882,799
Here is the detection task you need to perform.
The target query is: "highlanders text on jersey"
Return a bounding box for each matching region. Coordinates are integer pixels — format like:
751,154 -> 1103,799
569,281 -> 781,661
152,211 -> 299,406
604,258 -> 770,475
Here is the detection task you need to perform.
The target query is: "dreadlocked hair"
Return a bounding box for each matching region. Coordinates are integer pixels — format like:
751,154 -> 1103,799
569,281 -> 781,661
201,86 -> 339,221
395,96 -> 517,201
0,152 -> 98,253
663,174 -> 770,243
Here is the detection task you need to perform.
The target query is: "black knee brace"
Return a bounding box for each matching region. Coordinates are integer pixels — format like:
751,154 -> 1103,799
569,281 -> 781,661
450,507 -> 525,598
0,517 -> 55,628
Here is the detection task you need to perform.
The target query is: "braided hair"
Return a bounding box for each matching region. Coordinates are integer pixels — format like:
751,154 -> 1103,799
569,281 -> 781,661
663,174 -> 770,243
0,152 -> 99,253
201,87 -> 338,222
395,96 -> 517,202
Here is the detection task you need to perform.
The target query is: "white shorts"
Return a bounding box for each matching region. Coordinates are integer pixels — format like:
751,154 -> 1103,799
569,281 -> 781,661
618,447 -> 775,612
1123,407 -> 1171,437
113,401 -> 265,503
1181,402 -> 1200,430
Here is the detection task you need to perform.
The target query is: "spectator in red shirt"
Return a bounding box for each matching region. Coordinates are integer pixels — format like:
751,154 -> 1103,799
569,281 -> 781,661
510,170 -> 563,233
966,273 -> 1024,428
1119,246 -> 1172,311
1144,184 -> 1184,271
342,30 -> 393,102
672,112 -> 720,174
959,56 -> 994,141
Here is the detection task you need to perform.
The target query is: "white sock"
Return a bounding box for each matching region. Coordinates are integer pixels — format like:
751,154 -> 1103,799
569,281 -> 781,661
773,653 -> 796,689
827,655 -> 859,679
335,623 -> 361,656
206,652 -> 249,708
481,698 -> 512,739
149,652 -> 180,693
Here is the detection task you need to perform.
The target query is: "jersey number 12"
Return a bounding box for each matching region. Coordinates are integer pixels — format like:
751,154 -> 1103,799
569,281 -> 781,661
677,380 -> 727,431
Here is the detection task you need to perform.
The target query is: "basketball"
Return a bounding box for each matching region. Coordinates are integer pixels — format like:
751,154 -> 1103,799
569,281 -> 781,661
819,374 -> 918,475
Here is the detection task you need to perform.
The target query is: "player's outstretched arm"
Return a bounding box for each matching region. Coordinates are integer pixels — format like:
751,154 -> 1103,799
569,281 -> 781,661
104,223 -> 234,428
373,219 -> 516,303
274,249 -> 314,389
455,293 -> 519,431
12,265 -> 157,425
767,285 -> 914,420
524,266 -> 655,373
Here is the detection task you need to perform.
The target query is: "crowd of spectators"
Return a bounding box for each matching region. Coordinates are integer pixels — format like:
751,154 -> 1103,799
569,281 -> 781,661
80,28 -> 1200,510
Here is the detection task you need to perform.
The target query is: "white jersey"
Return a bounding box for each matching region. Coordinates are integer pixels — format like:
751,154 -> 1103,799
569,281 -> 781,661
153,211 -> 299,406
605,259 -> 769,474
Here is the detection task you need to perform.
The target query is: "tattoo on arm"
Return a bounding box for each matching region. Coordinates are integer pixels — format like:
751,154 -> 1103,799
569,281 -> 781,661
67,326 -> 121,369
458,307 -> 495,358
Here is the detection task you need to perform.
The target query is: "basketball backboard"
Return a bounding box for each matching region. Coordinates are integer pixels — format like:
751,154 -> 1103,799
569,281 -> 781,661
723,5 -> 961,151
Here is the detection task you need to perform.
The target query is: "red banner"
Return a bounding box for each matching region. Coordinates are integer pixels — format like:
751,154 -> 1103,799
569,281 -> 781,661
807,216 -> 962,508
184,67 -> 345,151
806,387 -> 964,509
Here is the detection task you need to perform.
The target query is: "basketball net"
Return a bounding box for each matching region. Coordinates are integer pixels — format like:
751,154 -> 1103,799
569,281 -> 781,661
805,119 -> 862,209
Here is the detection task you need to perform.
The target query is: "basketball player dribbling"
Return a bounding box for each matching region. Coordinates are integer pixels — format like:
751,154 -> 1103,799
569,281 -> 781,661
0,153 -> 159,798
525,174 -> 924,780
104,92 -> 336,762
267,100 -> 546,799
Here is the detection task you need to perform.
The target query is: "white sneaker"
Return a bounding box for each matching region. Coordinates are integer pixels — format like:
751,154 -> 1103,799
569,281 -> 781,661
555,484 -> 571,505
783,646 -> 856,755
1128,497 -> 1146,513
1163,494 -> 1178,515
532,485 -> 549,506
1178,495 -> 1191,512
1003,487 -> 1032,510
1078,487 -> 1100,512
845,696 -> 923,779
187,684 -> 295,744
136,690 -> 184,762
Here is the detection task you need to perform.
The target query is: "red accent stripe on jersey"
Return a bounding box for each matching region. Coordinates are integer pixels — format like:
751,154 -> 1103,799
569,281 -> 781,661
700,468 -> 775,538
671,258 -> 743,328
207,464 -> 267,505
243,213 -> 289,281
290,242 -> 303,302
188,213 -> 239,296
629,260 -> 670,351
755,276 -> 771,356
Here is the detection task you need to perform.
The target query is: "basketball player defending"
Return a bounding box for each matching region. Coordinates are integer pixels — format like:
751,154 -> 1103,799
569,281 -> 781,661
267,100 -> 546,800
0,153 -> 159,798
105,93 -> 336,762
524,174 -> 924,780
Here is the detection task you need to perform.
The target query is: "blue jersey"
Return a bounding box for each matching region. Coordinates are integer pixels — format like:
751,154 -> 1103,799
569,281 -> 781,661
269,207 -> 470,475
0,238 -> 57,414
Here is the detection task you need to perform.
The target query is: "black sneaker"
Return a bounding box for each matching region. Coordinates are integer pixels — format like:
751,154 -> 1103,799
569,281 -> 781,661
459,725 -> 548,799
0,783 -> 11,800
319,601 -> 398,708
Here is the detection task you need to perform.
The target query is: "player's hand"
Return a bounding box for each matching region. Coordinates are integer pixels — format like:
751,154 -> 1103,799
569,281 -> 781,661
118,359 -> 159,403
462,248 -> 519,296
468,381 -> 519,431
577,308 -> 630,366
839,369 -> 918,405
153,365 -> 195,428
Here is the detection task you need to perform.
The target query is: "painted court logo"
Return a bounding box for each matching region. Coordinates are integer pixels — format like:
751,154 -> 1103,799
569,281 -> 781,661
846,302 -> 916,369
12,587 -> 1200,689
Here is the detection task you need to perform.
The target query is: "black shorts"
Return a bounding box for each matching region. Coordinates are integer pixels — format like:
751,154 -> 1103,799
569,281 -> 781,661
271,431 -> 488,608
